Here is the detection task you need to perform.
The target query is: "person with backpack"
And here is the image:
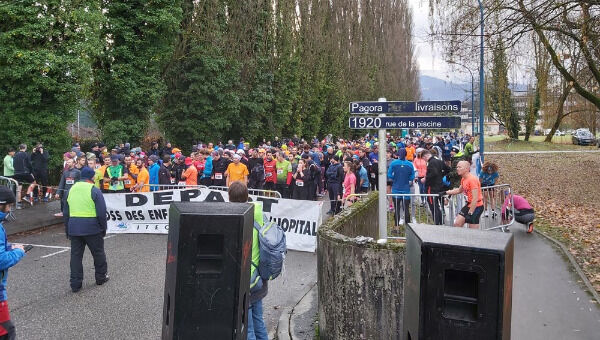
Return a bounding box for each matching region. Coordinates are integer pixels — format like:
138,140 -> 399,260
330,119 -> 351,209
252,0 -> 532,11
228,181 -> 286,340
0,186 -> 27,339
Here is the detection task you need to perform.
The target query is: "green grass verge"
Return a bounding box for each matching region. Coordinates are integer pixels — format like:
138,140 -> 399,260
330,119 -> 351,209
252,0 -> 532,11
480,135 -> 598,152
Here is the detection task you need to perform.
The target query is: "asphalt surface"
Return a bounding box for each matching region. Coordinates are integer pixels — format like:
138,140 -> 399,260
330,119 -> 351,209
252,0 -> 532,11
6,226 -> 316,340
510,223 -> 600,339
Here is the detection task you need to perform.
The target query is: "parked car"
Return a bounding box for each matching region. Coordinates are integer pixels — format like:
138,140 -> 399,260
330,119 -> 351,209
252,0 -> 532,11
554,129 -> 566,136
572,129 -> 596,145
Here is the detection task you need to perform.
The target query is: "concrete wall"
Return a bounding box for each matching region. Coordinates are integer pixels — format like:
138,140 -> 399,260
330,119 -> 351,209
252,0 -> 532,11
317,192 -> 406,340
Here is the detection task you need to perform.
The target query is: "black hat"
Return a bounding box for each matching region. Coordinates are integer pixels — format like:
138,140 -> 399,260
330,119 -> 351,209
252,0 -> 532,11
0,187 -> 16,205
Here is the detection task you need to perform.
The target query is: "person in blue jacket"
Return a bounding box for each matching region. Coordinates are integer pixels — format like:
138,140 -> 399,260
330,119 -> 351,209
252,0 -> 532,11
64,167 -> 109,293
0,186 -> 26,339
387,149 -> 414,229
201,150 -> 213,186
148,155 -> 160,191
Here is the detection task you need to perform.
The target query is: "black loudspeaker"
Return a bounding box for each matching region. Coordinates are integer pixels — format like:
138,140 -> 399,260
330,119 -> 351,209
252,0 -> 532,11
162,202 -> 254,340
404,224 -> 514,340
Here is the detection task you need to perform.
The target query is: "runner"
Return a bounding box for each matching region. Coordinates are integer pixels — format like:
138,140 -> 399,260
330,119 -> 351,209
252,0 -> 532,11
148,155 -> 160,191
441,160 -> 484,229
341,161 -> 356,208
388,149 -> 414,228
123,156 -> 138,192
211,150 -> 229,187
325,155 -> 343,215
275,152 -> 293,198
225,154 -> 249,187
263,151 -> 277,192
292,158 -> 310,200
133,159 -> 150,192
181,157 -> 198,187
103,155 -> 128,194
480,161 -> 499,218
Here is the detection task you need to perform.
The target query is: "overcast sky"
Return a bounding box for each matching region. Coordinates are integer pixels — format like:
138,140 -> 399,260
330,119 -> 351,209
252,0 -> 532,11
409,0 -> 473,84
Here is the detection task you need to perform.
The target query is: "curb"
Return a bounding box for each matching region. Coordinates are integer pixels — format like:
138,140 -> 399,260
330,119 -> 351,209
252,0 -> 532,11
534,229 -> 600,305
276,281 -> 317,340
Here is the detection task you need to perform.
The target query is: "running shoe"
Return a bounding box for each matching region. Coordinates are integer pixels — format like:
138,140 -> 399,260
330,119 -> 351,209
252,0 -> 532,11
484,210 -> 489,217
16,203 -> 23,210
23,197 -> 33,206
527,222 -> 534,233
42,198 -> 49,203
491,211 -> 498,219
54,212 -> 63,217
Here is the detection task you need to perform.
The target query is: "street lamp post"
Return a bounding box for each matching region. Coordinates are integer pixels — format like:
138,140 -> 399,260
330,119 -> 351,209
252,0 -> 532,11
447,61 -> 475,135
478,0 -> 485,162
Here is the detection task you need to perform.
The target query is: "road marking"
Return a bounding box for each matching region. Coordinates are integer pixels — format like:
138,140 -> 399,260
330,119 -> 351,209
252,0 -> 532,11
40,249 -> 70,258
104,234 -> 117,240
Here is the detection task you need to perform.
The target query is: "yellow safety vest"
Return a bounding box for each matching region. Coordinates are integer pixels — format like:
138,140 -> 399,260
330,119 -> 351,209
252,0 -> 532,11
67,182 -> 97,218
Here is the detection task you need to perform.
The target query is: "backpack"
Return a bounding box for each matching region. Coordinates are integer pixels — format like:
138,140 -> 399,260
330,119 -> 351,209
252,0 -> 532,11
252,220 -> 287,281
251,163 -> 265,185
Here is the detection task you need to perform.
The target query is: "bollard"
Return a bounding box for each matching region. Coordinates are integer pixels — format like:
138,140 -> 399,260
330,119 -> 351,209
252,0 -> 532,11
162,202 -> 254,340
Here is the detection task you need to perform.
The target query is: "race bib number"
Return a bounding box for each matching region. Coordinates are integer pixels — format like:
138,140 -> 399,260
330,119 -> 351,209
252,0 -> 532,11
265,172 -> 273,178
178,181 -> 187,186
124,180 -> 131,185
370,173 -> 376,178
170,178 -> 175,184
215,173 -> 223,180
66,178 -> 74,185
277,169 -> 283,175
296,180 -> 304,187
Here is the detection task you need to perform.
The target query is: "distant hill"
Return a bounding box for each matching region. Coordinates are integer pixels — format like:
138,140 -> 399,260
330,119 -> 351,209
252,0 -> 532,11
419,75 -> 471,101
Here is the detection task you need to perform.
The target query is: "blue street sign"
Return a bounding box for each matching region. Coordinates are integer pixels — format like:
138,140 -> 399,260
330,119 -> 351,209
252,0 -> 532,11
349,100 -> 461,114
349,116 -> 461,129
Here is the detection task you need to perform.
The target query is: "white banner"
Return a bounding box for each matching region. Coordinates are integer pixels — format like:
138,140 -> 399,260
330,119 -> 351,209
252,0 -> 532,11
104,188 -> 323,252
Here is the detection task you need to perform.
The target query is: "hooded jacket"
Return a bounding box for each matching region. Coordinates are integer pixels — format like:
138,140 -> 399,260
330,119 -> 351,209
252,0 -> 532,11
0,211 -> 25,301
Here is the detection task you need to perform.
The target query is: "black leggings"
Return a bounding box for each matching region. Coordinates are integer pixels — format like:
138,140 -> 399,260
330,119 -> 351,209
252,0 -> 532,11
393,196 -> 411,225
33,169 -> 49,197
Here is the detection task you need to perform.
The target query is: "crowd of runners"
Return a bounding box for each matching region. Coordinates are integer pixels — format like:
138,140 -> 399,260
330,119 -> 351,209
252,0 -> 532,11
1,132 -> 534,231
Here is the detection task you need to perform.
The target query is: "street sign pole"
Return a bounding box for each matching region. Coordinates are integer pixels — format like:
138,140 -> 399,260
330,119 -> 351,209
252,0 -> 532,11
377,98 -> 387,242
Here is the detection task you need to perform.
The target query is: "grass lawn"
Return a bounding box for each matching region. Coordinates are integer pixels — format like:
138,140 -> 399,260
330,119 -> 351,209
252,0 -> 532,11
479,134 -> 598,152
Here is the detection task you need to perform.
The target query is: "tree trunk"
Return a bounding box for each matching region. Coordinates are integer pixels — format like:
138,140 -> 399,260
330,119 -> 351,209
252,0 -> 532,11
544,85 -> 572,142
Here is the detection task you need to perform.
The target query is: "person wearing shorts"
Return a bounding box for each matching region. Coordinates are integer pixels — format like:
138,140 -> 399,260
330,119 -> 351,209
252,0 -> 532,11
441,160 -> 484,229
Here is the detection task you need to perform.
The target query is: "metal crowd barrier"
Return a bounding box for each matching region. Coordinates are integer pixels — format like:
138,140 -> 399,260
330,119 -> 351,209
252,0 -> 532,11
0,176 -> 18,221
384,184 -> 515,239
342,193 -> 369,208
209,186 -> 282,199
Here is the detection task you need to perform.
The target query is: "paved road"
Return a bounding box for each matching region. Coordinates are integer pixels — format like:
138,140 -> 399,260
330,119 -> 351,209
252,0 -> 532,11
510,223 -> 600,339
6,226 -> 316,340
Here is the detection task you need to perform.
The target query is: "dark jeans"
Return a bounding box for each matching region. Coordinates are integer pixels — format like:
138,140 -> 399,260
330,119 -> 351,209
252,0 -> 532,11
33,169 -> 49,197
200,177 -> 212,187
70,233 -> 108,289
393,196 -> 411,225
327,183 -> 341,214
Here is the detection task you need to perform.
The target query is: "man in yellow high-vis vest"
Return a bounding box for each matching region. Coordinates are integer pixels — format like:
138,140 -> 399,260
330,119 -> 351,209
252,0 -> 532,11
64,167 -> 109,293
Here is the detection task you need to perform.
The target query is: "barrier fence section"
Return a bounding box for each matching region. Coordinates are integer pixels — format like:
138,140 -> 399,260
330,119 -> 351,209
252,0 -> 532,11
0,176 -> 18,221
382,184 -> 515,239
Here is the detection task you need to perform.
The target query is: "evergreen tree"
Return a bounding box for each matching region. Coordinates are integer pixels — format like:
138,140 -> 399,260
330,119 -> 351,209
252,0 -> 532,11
489,39 -> 520,139
92,0 -> 182,147
0,0 -> 102,171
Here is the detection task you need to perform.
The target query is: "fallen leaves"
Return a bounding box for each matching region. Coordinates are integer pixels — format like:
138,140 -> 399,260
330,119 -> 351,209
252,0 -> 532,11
489,153 -> 600,293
